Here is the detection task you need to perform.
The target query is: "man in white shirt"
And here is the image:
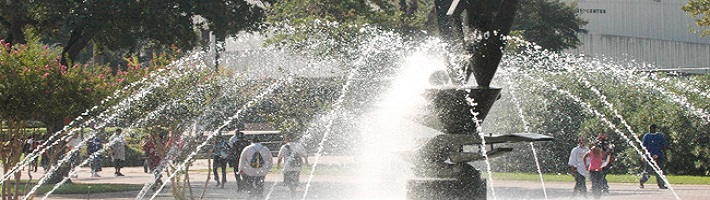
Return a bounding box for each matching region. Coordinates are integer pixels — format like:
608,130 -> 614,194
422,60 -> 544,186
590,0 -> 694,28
109,129 -> 126,176
277,136 -> 309,193
238,137 -> 273,198
568,138 -> 590,197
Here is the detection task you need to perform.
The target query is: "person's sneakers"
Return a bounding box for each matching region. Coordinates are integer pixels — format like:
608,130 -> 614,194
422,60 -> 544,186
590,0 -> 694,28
659,185 -> 668,189
639,181 -> 644,189
116,172 -> 125,176
94,173 -> 101,177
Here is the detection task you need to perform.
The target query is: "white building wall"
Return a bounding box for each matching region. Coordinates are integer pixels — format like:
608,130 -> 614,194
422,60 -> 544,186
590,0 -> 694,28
567,34 -> 710,73
562,0 -> 710,72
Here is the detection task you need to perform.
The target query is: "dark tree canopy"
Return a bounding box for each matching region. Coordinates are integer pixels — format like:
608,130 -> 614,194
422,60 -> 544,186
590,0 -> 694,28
513,0 -> 587,51
0,0 -> 270,65
266,0 -> 586,52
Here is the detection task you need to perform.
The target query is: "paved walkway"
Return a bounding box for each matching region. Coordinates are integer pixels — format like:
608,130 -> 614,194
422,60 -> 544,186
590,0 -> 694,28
8,156 -> 709,200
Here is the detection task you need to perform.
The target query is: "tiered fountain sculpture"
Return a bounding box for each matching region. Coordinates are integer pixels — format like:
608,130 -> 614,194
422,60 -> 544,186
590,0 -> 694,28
406,1 -> 553,199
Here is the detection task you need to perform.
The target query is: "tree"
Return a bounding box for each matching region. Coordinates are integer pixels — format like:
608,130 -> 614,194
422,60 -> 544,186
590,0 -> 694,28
512,0 -> 587,51
266,0 -> 586,57
0,39 -> 156,196
266,0 -> 401,58
0,0 -> 270,66
682,0 -> 710,36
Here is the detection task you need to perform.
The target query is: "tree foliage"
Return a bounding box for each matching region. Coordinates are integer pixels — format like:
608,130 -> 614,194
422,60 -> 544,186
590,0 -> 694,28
486,61 -> 710,175
0,0 -> 270,65
0,38 -> 157,197
266,0 -> 586,54
683,0 -> 710,36
513,0 -> 587,51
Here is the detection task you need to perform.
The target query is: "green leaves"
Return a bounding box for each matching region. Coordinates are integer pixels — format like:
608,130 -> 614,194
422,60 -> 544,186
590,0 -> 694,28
0,39 -> 155,125
682,0 -> 710,37
513,0 -> 587,51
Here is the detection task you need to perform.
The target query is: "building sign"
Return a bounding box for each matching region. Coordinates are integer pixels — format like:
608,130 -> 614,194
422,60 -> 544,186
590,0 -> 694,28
577,8 -> 607,14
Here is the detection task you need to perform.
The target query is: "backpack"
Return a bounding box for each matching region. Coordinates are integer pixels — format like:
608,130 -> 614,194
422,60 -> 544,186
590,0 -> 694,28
285,144 -> 302,168
250,147 -> 265,168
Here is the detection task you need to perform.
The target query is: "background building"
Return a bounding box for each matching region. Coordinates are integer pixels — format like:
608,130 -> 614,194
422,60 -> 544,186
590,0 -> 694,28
562,0 -> 710,74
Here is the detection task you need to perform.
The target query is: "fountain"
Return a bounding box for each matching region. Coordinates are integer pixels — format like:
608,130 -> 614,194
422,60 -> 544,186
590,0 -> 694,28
405,1 -> 552,199
5,1 -> 707,200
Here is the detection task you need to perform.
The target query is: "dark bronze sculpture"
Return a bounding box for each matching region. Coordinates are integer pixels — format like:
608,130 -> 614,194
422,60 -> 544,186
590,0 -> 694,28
406,1 -> 552,199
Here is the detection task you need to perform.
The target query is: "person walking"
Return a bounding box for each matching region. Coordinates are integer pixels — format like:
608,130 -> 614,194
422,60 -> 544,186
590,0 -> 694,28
87,132 -> 103,177
142,134 -> 164,191
213,136 -> 229,188
238,136 -> 273,199
595,134 -> 614,192
639,124 -> 669,189
276,136 -> 309,194
568,138 -> 589,197
584,144 -> 606,199
65,133 -> 83,179
229,131 -> 250,191
109,129 -> 126,176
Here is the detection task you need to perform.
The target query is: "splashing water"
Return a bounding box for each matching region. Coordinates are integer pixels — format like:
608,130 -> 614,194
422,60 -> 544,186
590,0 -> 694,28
5,24 -> 705,200
503,74 -> 548,200
515,71 -> 681,200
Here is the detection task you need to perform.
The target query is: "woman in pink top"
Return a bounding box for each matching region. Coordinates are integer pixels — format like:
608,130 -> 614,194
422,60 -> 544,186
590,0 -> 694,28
584,144 -> 605,199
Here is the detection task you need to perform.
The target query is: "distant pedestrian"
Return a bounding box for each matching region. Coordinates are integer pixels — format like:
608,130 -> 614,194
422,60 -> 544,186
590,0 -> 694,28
568,138 -> 589,197
213,136 -> 229,188
238,136 -> 273,199
277,135 -> 308,194
143,134 -> 163,191
65,133 -> 83,179
639,124 -> 669,189
23,136 -> 39,172
583,144 -> 605,199
87,131 -> 103,177
109,129 -> 126,176
230,131 -> 250,191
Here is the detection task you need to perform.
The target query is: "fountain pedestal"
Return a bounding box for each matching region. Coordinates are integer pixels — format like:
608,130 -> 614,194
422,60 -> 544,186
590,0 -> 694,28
406,86 -> 552,200
405,0 -> 551,199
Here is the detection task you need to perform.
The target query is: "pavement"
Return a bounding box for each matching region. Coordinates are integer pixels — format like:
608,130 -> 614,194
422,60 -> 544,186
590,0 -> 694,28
7,156 -> 710,200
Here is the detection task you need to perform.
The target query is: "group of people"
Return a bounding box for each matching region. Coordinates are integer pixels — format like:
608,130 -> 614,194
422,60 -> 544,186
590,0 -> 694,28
211,131 -> 309,199
568,124 -> 669,199
64,128 -> 127,178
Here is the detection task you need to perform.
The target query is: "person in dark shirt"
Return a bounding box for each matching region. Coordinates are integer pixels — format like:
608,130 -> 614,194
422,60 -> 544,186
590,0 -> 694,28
639,124 -> 669,189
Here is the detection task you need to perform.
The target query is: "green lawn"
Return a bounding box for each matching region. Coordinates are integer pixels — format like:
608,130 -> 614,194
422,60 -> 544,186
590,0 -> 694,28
6,180 -> 144,195
490,172 -> 710,185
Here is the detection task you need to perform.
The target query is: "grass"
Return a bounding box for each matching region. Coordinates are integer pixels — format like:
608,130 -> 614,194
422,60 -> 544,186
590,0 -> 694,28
490,172 -> 710,185
5,172 -> 708,196
6,180 -> 144,195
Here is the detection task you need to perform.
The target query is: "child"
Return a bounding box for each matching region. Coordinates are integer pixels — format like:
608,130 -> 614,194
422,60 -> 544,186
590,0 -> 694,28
584,144 -> 605,199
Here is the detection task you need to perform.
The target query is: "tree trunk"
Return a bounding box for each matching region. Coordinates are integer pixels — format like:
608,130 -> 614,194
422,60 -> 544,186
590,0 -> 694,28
0,16 -> 27,46
60,25 -> 100,66
44,118 -> 72,185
